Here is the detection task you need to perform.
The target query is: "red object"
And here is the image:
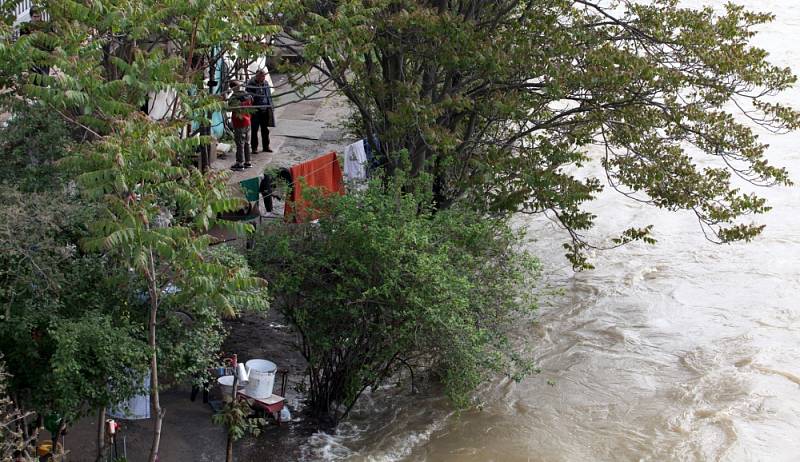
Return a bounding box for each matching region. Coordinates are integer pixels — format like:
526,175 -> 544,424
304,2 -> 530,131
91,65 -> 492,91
285,152 -> 345,223
237,391 -> 286,425
232,97 -> 252,128
105,419 -> 119,435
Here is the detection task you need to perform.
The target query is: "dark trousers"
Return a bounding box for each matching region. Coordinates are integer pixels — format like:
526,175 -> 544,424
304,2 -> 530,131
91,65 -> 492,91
259,168 -> 293,212
234,126 -> 251,164
251,111 -> 271,152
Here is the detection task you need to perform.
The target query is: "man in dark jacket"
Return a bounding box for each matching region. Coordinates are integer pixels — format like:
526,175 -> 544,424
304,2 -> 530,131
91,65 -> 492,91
246,69 -> 275,153
18,6 -> 44,36
18,6 -> 51,81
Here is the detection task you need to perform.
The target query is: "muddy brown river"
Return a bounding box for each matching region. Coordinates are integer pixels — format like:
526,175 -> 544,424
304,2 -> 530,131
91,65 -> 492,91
300,1 -> 800,460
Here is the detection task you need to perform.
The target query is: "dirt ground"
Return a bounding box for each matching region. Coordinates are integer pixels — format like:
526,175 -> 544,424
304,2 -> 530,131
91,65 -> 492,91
65,310 -> 314,462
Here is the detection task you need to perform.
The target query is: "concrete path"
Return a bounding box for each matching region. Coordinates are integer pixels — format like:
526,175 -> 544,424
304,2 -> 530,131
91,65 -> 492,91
211,74 -> 354,190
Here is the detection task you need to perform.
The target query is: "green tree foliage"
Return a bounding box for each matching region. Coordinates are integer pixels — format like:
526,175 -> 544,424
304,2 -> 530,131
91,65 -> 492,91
212,395 -> 267,462
0,1 -> 279,458
74,119 -> 269,460
0,0 -> 279,133
275,0 -> 800,267
0,186 -> 149,427
0,102 -> 73,192
247,175 -> 539,424
0,172 -> 265,456
155,245 -> 266,384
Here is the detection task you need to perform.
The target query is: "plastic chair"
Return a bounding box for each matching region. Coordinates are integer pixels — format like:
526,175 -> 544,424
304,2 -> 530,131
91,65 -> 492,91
238,176 -> 282,226
235,176 -> 261,224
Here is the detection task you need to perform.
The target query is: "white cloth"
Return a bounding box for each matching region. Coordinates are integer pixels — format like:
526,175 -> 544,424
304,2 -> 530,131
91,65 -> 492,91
343,140 -> 368,190
108,373 -> 151,420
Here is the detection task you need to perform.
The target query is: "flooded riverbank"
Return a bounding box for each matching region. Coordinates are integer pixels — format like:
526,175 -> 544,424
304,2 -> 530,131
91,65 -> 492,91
301,1 -> 800,460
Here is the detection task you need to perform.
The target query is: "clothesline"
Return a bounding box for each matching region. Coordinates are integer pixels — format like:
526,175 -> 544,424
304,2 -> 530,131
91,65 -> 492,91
246,150 -> 389,224
265,155 -> 388,191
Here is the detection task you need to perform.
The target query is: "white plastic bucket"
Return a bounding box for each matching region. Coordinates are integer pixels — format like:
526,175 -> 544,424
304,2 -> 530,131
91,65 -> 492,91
217,375 -> 242,402
244,359 -> 277,399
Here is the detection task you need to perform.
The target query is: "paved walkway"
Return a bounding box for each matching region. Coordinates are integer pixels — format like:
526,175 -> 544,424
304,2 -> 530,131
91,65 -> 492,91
212,74 -> 354,189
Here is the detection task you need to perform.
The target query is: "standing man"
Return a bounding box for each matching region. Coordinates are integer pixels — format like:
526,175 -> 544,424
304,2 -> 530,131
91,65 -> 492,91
18,6 -> 51,81
246,69 -> 275,153
18,6 -> 44,36
228,81 -> 253,170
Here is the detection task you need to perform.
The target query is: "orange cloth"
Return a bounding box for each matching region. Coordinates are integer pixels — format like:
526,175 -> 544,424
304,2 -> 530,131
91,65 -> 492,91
285,152 -> 345,223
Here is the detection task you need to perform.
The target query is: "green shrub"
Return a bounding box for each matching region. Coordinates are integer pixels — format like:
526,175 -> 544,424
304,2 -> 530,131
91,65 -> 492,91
246,175 -> 539,424
0,186 -> 149,422
0,102 -> 73,192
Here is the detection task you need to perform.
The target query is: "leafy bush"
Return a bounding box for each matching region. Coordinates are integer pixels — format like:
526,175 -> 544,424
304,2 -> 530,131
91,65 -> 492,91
246,176 -> 539,424
156,244 -> 267,385
0,102 -> 73,192
0,186 -> 149,422
0,179 -> 268,455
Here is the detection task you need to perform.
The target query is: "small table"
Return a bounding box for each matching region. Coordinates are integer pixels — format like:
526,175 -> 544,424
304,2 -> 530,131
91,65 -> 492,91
237,391 -> 287,425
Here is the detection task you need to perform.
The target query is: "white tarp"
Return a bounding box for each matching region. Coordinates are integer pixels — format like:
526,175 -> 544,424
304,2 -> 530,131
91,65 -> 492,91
108,373 -> 151,420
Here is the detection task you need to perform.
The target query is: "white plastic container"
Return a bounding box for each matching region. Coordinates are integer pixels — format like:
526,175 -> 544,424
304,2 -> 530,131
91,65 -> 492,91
217,375 -> 242,402
244,359 -> 277,399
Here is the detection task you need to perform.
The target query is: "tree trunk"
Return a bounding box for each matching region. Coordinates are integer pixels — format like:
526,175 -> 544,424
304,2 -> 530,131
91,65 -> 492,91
147,265 -> 164,462
95,407 -> 106,462
148,315 -> 164,462
225,372 -> 238,462
55,420 -> 68,458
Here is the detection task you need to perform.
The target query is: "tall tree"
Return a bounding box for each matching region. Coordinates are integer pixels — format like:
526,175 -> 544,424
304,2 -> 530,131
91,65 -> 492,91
276,0 -> 800,267
76,121 -> 269,461
247,174 -> 538,424
0,184 -> 150,461
0,1 -> 277,459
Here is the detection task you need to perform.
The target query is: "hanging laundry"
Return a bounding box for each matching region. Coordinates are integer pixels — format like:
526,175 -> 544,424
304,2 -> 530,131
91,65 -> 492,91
343,136 -> 383,191
285,152 -> 345,223
343,139 -> 368,189
364,136 -> 382,174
